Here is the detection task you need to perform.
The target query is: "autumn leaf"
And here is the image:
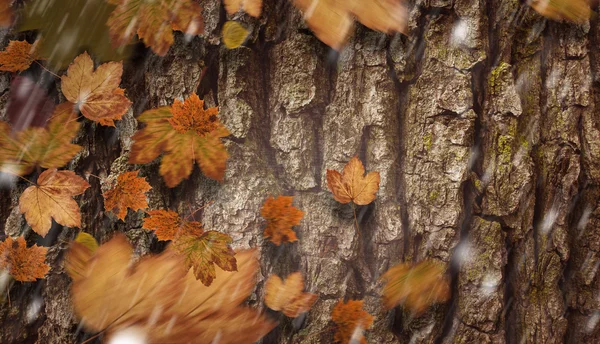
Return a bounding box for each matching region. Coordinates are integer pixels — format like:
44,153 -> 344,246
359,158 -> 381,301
19,169 -> 90,237
0,40 -> 43,72
129,93 -> 230,187
292,0 -> 407,50
143,209 -> 237,286
529,0 -> 593,23
61,52 -> 132,127
223,0 -> 263,18
265,272 -> 317,317
0,103 -> 81,176
331,299 -> 374,344
261,195 -> 303,245
327,156 -> 380,205
381,260 -> 451,314
222,21 -> 250,49
69,234 -> 276,342
107,0 -> 204,56
103,170 -> 152,220
0,0 -> 12,26
0,236 -> 49,282
64,232 -> 98,282
5,76 -> 55,131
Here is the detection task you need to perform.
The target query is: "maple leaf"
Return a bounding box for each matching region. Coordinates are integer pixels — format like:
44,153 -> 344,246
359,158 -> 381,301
103,170 -> 152,220
292,0 -> 407,50
327,156 -> 380,206
0,236 -> 49,282
331,299 -> 374,344
69,234 -> 276,342
223,0 -> 263,18
129,93 -> 230,187
0,40 -> 43,72
19,169 -> 90,237
107,0 -> 204,56
381,260 -> 451,314
64,232 -> 98,282
222,21 -> 250,49
61,52 -> 132,127
265,272 -> 317,318
0,102 -> 81,176
529,0 -> 592,23
143,209 -> 237,286
5,76 -> 55,131
260,195 -> 304,245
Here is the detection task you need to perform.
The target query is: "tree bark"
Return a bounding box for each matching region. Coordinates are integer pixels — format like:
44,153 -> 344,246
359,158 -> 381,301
1,0 -> 600,343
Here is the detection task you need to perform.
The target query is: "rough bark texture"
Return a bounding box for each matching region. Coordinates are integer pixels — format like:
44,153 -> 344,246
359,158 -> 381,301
1,0 -> 600,343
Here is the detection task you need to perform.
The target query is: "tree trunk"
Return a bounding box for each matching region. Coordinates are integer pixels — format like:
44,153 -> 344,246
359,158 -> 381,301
1,0 -> 600,343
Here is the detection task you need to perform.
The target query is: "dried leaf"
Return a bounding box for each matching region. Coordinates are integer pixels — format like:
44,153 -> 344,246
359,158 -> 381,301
327,156 -> 380,205
129,93 -> 229,187
107,0 -> 204,56
223,0 -> 263,18
0,236 -> 49,282
5,76 -> 55,131
261,195 -> 303,245
64,232 -> 98,282
69,234 -> 276,342
0,40 -> 43,72
331,299 -> 374,344
292,0 -> 407,50
143,209 -> 203,241
0,103 -> 81,176
529,0 -> 592,23
19,169 -> 90,237
103,170 -> 152,220
222,21 -> 250,49
61,52 -> 132,127
265,272 -> 317,317
381,260 -> 451,314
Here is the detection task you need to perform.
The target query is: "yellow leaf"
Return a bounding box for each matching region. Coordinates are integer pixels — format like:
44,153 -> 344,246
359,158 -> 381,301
265,272 -> 317,317
222,21 -> 250,49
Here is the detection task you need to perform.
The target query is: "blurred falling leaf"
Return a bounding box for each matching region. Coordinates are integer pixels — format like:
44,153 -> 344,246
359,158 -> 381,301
0,236 -> 49,282
292,0 -> 407,50
107,0 -> 204,56
331,299 -> 373,344
222,21 -> 250,49
103,170 -> 152,220
68,234 -> 276,342
18,0 -> 131,70
64,232 -> 98,282
529,0 -> 593,23
0,40 -> 44,72
5,76 -> 55,131
381,260 -> 451,314
223,0 -> 263,18
0,103 -> 81,176
19,169 -> 90,237
265,272 -> 317,317
260,195 -> 303,245
61,52 -> 132,126
0,0 -> 13,27
327,156 -> 380,205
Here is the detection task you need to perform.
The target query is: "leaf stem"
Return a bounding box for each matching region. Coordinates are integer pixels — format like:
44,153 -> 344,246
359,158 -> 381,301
34,60 -> 61,78
0,169 -> 35,185
185,200 -> 214,221
352,203 -> 360,237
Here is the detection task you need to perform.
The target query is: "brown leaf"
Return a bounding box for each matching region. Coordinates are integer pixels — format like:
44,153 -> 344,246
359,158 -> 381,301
64,232 -> 98,282
0,40 -> 43,72
0,236 -> 49,282
326,156 -> 380,205
103,170 -> 152,220
265,272 -> 317,318
143,209 -> 203,241
529,0 -> 593,23
223,0 -> 263,18
331,299 -> 374,344
0,0 -> 13,27
260,195 -> 303,245
61,52 -> 132,126
19,169 -> 90,237
129,93 -> 229,187
0,102 -> 81,176
381,260 -> 451,314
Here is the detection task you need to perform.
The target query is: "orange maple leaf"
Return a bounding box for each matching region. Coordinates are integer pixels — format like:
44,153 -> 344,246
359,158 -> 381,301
0,236 -> 50,282
143,209 -> 237,286
0,40 -> 44,72
292,0 -> 407,50
107,0 -> 204,56
331,299 -> 374,344
529,0 -> 592,23
61,52 -> 132,126
0,102 -> 81,176
129,93 -> 230,187
19,169 -> 90,237
265,272 -> 317,318
103,170 -> 152,220
381,260 -> 450,314
223,0 -> 263,18
327,156 -> 380,205
260,195 -> 303,245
